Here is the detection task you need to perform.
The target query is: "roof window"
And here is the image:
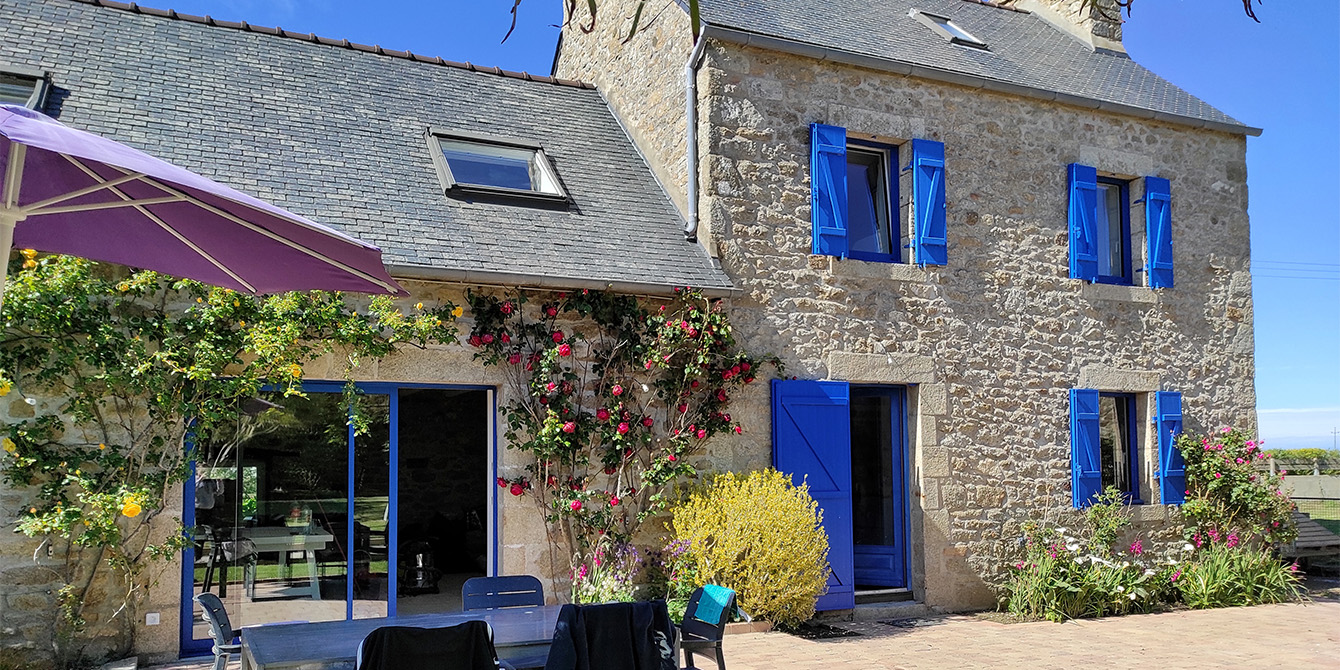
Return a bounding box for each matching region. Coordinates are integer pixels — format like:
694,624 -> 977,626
0,65 -> 49,109
427,128 -> 565,199
910,9 -> 987,49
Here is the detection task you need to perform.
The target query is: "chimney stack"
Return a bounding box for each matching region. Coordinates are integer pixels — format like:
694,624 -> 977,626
1014,0 -> 1125,52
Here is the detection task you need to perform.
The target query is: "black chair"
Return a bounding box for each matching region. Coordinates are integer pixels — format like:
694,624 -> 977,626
462,576 -> 547,668
680,586 -> 737,669
194,592 -> 240,670
201,525 -> 257,599
355,621 -> 514,670
462,575 -> 545,611
543,601 -> 677,670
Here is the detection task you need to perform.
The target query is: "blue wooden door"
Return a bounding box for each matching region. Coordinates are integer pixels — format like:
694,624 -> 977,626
850,386 -> 908,588
772,380 -> 854,611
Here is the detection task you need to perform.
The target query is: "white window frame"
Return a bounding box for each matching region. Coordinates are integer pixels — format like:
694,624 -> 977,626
426,128 -> 567,201
909,9 -> 988,49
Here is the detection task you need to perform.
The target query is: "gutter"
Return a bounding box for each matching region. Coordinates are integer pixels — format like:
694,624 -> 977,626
700,25 -> 1263,137
683,34 -> 709,241
386,264 -> 738,299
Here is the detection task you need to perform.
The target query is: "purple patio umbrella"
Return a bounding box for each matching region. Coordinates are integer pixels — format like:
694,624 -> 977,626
0,104 -> 405,302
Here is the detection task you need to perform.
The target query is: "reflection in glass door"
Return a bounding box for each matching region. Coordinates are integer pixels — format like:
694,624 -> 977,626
850,386 -> 908,589
352,394 -> 391,619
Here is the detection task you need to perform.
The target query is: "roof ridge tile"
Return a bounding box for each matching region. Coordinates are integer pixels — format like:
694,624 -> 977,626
71,0 -> 595,90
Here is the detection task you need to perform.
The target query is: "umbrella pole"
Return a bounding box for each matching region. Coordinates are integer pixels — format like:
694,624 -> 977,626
0,211 -> 15,308
1,142 -> 26,308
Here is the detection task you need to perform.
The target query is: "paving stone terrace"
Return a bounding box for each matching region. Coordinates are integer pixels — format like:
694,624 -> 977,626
146,600 -> 1340,670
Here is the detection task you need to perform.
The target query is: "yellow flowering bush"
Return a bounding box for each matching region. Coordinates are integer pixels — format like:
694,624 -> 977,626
666,469 -> 829,627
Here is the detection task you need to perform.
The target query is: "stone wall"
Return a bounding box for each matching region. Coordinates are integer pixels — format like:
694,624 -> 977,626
553,0 -> 695,216
695,42 -> 1255,610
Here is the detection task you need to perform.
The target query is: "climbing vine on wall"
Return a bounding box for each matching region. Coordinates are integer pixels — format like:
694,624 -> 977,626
467,287 -> 777,594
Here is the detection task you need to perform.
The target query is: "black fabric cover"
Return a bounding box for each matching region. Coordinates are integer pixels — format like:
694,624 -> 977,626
543,601 -> 677,670
357,621 -> 500,670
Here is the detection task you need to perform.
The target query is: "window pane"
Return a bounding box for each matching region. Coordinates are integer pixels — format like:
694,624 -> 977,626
936,19 -> 981,44
0,74 -> 36,107
851,393 -> 895,547
439,139 -> 559,194
1096,182 -> 1126,278
847,148 -> 891,255
1098,395 -> 1132,495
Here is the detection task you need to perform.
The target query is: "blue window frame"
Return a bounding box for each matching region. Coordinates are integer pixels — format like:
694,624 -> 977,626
845,139 -> 901,263
1098,392 -> 1141,503
1094,176 -> 1133,285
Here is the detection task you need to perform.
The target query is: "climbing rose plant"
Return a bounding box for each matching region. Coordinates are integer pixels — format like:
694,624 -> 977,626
0,254 -> 458,660
1177,427 -> 1296,546
467,288 -> 777,592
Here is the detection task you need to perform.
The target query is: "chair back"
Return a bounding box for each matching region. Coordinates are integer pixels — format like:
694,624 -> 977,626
462,575 -> 544,611
355,621 -> 499,670
194,592 -> 235,647
682,585 -> 736,642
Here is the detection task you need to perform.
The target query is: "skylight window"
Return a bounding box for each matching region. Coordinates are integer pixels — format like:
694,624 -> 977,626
0,65 -> 49,109
428,128 -> 565,199
910,9 -> 988,49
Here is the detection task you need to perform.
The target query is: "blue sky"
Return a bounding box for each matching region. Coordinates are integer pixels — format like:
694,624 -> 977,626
161,0 -> 1339,450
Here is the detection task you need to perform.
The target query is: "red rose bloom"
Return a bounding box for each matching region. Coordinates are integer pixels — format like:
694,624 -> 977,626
510,483 -> 525,496
597,408 -> 611,421
500,333 -> 511,344
546,382 -> 557,392
496,477 -> 507,487
546,306 -> 559,317
642,416 -> 654,427
610,497 -> 621,506
481,333 -> 494,344
716,389 -> 728,402
507,353 -> 522,365
611,385 -> 624,396
562,421 -> 576,434
469,335 -> 482,347
552,330 -> 564,343
668,454 -> 677,462
605,466 -> 616,475
500,301 -> 513,315
734,426 -> 743,434
617,422 -> 630,435
569,500 -> 583,511
741,362 -> 751,372
558,343 -> 572,357
678,404 -> 688,413
696,429 -> 707,440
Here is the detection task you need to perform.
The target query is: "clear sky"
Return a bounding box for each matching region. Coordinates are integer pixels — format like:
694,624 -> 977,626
157,0 -> 1339,450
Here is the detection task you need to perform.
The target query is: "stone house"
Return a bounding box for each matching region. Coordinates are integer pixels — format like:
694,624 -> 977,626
0,0 -> 1258,664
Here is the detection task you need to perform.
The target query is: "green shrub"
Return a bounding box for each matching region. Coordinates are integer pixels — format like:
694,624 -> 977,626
1174,538 -> 1304,608
664,469 -> 829,627
1177,427 -> 1295,546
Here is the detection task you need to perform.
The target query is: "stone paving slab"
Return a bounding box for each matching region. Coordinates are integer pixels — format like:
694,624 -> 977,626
722,601 -> 1340,670
149,601 -> 1340,670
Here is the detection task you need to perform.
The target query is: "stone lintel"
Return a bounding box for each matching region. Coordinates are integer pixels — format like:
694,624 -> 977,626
1078,364 -> 1160,392
1080,145 -> 1154,179
828,351 -> 936,384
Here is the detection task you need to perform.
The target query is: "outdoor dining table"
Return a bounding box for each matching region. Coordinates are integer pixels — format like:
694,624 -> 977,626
240,604 -> 563,669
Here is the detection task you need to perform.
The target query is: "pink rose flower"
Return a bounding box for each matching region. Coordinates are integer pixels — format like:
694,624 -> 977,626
508,353 -> 522,365
558,343 -> 572,357
642,416 -> 654,427
570,500 -> 583,511
617,422 -> 630,435
611,385 -> 624,396
500,301 -> 514,315
563,421 -> 576,434
510,483 -> 525,496
610,497 -> 621,506
696,429 -> 707,440
546,382 -> 557,392
481,334 -> 494,344
597,408 -> 611,421
552,330 -> 564,343
496,477 -> 507,487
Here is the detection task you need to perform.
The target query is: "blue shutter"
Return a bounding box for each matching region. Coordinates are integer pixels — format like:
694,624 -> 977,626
772,379 -> 853,611
1070,388 -> 1102,508
810,123 -> 849,258
1145,177 -> 1174,289
1156,391 -> 1185,505
1068,163 -> 1099,282
911,139 -> 947,266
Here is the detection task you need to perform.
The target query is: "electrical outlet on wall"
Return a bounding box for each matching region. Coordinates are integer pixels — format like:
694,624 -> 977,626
145,612 -> 160,626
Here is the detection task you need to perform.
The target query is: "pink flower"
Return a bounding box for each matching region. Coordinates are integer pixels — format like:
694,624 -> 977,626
545,306 -> 558,317
668,454 -> 677,462
687,327 -> 698,337
562,421 -> 576,434
469,335 -> 482,347
733,426 -> 743,434
678,403 -> 688,413
610,497 -> 621,506
570,500 -> 583,511
611,385 -> 624,396
597,408 -> 611,421
617,422 -> 630,435
546,382 -> 557,392
496,477 -> 507,488
500,301 -> 514,315
691,380 -> 700,389
716,389 -> 728,402
1128,539 -> 1144,555
558,343 -> 572,357
577,564 -> 588,579
510,483 -> 525,496
696,429 -> 707,440
1214,472 -> 1222,478
1171,570 -> 1181,582
508,353 -> 522,365
645,360 -> 654,370
741,362 -> 751,372
552,330 -> 564,343
481,333 -> 494,344
500,333 -> 511,344
1236,458 -> 1244,464
642,416 -> 654,428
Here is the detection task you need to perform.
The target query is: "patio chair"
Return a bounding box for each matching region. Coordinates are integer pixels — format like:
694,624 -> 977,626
201,525 -> 257,599
194,592 -> 241,670
355,621 -> 514,670
461,576 -> 547,668
680,585 -> 737,669
462,575 -> 545,611
543,600 -> 677,670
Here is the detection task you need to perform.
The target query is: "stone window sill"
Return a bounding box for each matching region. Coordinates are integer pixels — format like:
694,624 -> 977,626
826,257 -> 932,282
1082,282 -> 1158,304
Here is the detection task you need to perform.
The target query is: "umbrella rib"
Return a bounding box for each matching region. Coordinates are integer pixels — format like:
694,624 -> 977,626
62,155 -> 258,294
3,143 -> 25,209
31,195 -> 187,215
18,170 -> 152,213
108,168 -> 402,295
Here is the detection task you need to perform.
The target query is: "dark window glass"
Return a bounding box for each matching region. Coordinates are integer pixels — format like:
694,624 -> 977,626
1095,178 -> 1131,283
439,138 -> 561,194
846,145 -> 894,259
0,73 -> 37,107
851,392 -> 895,547
1098,394 -> 1137,497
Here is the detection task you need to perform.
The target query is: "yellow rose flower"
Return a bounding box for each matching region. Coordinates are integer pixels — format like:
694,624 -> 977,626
415,302 -> 424,310
233,299 -> 240,307
99,443 -> 107,450
2,438 -> 15,453
22,260 -> 36,270
451,306 -> 464,318
121,501 -> 142,518
19,249 -> 36,259
0,380 -> 12,396
288,363 -> 302,377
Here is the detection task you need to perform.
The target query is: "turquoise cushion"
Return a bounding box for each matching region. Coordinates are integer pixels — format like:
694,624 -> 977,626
691,584 -> 733,625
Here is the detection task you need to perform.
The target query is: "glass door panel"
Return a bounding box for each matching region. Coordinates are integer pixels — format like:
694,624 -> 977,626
352,393 -> 391,619
238,391 -> 350,626
850,386 -> 907,589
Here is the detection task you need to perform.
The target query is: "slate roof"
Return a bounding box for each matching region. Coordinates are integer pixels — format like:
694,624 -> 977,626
697,0 -> 1257,134
0,0 -> 733,294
